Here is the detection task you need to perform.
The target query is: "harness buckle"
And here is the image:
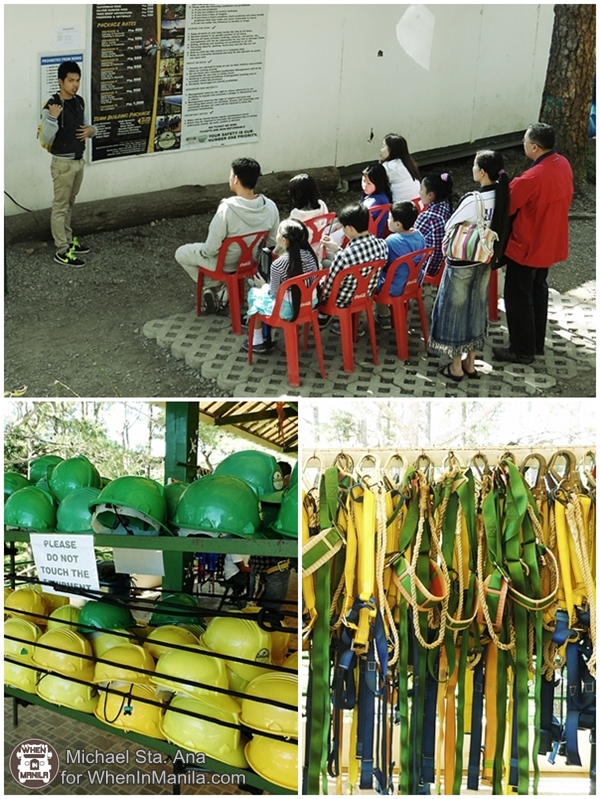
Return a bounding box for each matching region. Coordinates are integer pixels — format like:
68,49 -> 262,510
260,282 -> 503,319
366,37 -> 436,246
492,560 -> 511,583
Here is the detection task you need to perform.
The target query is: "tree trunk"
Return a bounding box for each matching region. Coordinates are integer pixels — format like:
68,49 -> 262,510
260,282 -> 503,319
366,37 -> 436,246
4,166 -> 341,245
539,4 -> 596,183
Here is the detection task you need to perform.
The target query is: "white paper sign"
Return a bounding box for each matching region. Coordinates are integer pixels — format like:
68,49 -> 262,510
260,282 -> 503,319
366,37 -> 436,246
55,25 -> 83,50
113,548 -> 165,577
30,533 -> 100,597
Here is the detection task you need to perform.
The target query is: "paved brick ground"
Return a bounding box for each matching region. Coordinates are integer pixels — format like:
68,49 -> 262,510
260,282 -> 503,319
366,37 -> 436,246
143,280 -> 595,398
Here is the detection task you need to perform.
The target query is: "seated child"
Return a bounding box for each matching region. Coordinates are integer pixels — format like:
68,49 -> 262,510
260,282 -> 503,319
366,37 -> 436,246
318,203 -> 388,325
243,219 -> 319,352
288,173 -> 328,224
327,163 -> 393,249
375,201 -> 426,327
414,173 -> 453,279
379,133 -> 421,203
360,163 -> 393,237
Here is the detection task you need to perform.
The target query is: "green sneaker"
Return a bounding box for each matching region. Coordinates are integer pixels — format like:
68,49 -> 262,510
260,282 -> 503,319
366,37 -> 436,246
54,246 -> 85,267
70,235 -> 90,254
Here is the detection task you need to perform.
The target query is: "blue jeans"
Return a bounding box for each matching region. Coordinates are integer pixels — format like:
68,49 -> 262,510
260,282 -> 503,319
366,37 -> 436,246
251,568 -> 291,610
429,262 -> 491,357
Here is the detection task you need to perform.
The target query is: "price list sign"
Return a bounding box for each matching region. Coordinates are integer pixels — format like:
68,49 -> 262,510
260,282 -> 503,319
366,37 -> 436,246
91,4 -> 159,160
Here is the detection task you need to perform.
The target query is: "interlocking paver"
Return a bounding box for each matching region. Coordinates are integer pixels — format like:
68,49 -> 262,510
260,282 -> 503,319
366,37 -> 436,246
142,282 -> 595,397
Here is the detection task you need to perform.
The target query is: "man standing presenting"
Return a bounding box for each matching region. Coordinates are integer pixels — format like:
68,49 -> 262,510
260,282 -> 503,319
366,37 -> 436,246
39,61 -> 96,267
493,123 -> 573,364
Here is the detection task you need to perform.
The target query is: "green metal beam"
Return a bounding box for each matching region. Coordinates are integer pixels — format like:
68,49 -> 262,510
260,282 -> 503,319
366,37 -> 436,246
4,530 -> 297,557
164,402 -> 199,483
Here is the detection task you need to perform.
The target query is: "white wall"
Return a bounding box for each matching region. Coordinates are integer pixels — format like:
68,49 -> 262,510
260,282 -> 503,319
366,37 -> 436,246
4,3 -> 554,216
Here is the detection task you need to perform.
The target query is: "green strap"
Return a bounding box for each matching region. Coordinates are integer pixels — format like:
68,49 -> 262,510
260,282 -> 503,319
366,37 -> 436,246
502,463 -> 531,794
398,595 -> 410,794
306,467 -> 340,795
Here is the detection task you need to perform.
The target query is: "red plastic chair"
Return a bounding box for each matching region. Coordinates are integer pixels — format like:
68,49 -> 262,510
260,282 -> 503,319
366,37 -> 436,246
421,257 -> 446,287
302,212 -> 336,249
367,204 -> 392,239
195,229 -> 269,335
376,247 -> 434,361
320,259 -> 386,373
247,268 -> 329,388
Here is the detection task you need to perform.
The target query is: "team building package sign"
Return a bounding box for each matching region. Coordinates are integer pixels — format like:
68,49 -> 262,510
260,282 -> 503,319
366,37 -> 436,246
90,3 -> 267,160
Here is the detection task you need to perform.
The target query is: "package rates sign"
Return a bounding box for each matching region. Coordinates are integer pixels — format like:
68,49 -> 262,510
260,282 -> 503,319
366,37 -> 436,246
90,3 -> 267,160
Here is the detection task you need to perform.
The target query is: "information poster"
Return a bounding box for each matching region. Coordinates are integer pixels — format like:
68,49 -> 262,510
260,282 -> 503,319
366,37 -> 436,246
91,4 -> 159,160
40,53 -> 84,110
90,4 -> 267,161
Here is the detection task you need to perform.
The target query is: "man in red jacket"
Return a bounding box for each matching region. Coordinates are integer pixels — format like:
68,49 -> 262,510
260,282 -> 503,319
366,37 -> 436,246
493,123 -> 573,364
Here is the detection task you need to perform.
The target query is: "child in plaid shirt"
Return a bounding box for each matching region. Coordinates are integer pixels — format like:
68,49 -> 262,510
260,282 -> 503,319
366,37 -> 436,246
414,173 -> 453,280
319,203 -> 388,322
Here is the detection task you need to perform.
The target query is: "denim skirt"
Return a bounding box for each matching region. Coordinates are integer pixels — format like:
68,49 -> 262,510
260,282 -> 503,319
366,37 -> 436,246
429,262 -> 491,357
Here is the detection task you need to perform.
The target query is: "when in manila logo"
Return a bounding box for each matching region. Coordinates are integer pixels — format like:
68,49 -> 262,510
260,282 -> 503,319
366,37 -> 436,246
9,739 -> 60,789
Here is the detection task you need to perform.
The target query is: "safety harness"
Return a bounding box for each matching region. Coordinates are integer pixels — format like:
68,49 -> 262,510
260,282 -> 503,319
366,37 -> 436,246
302,451 -> 595,795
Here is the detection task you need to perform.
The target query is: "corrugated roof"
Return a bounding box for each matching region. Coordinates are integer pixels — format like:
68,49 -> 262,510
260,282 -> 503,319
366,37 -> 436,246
200,400 -> 298,454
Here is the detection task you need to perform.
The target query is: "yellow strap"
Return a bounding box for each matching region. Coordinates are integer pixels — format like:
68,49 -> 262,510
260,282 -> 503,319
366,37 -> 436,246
358,486 -> 376,601
444,652 -> 460,794
342,487 -> 360,622
482,644 -> 498,783
503,669 -> 514,795
554,502 -> 576,621
301,491 -> 318,637
464,666 -> 474,735
354,485 -> 376,650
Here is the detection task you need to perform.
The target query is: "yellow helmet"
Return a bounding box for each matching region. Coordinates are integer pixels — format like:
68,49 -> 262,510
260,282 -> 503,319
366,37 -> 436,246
4,586 -> 48,627
32,629 -> 93,678
46,605 -> 81,632
4,659 -> 38,693
4,617 -> 42,662
245,735 -> 298,791
241,672 -> 298,737
152,646 -> 240,713
203,617 -> 272,682
41,591 -> 69,614
232,607 -> 291,666
282,650 -> 299,670
93,643 -> 155,685
143,625 -> 199,660
226,666 -> 249,694
160,695 -> 249,768
271,630 -> 291,666
88,629 -> 135,658
37,673 -> 99,714
94,682 -> 166,739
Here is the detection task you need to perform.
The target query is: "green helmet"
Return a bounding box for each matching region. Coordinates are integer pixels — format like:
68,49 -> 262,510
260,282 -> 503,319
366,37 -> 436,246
173,475 -> 262,538
48,455 -> 101,503
270,486 -> 298,538
289,462 -> 298,490
4,472 -> 31,502
29,455 -> 64,485
164,481 -> 189,523
78,598 -> 137,633
4,486 -> 57,531
90,476 -> 169,536
215,451 -> 285,503
56,487 -> 101,534
149,593 -> 205,628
